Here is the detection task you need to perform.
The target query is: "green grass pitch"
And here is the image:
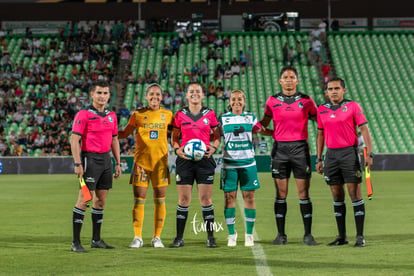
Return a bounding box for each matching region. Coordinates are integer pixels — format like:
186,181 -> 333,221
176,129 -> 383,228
0,171 -> 414,275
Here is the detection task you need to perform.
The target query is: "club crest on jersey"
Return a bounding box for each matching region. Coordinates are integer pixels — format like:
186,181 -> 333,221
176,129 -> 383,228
203,118 -> 209,125
298,102 -> 304,108
108,116 -> 113,122
342,106 -> 348,112
244,116 -> 250,122
160,113 -> 166,121
144,116 -> 148,120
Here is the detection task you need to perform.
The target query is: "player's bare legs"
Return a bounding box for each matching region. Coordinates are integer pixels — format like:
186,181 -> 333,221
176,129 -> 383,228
75,190 -> 90,210
198,184 -> 213,206
177,185 -> 192,206
275,178 -> 289,198
295,179 -> 310,199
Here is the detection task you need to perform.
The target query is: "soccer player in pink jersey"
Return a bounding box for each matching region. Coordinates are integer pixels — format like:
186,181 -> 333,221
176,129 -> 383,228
260,65 -> 318,246
70,80 -> 122,252
316,77 -> 373,247
170,82 -> 221,248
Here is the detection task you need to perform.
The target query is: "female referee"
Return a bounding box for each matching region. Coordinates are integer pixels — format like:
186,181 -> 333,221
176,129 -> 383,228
170,82 -> 221,248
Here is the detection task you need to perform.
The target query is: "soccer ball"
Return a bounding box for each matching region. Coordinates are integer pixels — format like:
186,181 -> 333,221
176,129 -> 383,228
183,139 -> 207,161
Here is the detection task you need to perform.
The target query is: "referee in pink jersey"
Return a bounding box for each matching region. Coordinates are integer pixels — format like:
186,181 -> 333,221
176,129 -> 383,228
316,77 -> 373,247
170,82 -> 221,248
260,65 -> 318,246
70,80 -> 122,252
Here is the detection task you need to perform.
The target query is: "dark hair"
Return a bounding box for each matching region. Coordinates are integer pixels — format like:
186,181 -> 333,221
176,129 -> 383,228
145,83 -> 163,95
227,89 -> 246,112
280,65 -> 298,78
90,80 -> 110,92
187,82 -> 203,91
326,77 -> 346,89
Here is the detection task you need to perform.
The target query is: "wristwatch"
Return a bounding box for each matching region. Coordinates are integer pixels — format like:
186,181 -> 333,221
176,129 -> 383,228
315,158 -> 323,163
74,163 -> 82,167
367,152 -> 374,158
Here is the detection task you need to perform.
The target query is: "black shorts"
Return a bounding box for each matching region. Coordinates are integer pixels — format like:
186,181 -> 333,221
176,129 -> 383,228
271,140 -> 311,179
323,146 -> 362,185
82,151 -> 113,191
175,156 -> 216,185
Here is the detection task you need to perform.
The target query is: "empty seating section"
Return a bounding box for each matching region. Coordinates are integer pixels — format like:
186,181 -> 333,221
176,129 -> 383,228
329,31 -> 414,153
128,32 -> 322,153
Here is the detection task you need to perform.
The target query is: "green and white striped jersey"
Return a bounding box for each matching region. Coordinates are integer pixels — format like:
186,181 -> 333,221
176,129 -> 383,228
220,111 -> 261,168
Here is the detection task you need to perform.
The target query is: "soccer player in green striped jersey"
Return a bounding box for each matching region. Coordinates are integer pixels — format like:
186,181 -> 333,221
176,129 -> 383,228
219,90 -> 271,247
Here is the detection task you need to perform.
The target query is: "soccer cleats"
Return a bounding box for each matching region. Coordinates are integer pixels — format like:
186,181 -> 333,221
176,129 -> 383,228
245,234 -> 254,247
206,237 -> 217,248
227,233 -> 237,247
328,236 -> 349,246
91,239 -> 114,249
272,233 -> 288,245
169,237 -> 184,248
354,235 -> 366,247
151,237 -> 165,248
303,234 -> 317,246
129,237 -> 144,248
71,242 -> 87,253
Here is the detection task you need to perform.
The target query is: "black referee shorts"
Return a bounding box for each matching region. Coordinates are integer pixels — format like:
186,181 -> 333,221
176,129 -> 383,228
271,140 -> 312,180
81,151 -> 113,191
175,156 -> 216,185
323,146 -> 362,185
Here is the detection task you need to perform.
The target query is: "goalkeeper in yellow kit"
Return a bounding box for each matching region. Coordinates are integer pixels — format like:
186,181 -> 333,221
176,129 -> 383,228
118,84 -> 173,248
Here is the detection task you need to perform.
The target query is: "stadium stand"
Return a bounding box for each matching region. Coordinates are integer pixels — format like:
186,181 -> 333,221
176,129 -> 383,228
1,24 -> 413,156
328,31 -> 414,153
122,31 -> 323,153
0,22 -> 127,156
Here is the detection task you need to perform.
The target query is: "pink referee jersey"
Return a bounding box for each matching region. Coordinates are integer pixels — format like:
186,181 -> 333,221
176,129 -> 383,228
264,92 -> 317,141
317,100 -> 367,149
173,107 -> 220,147
72,106 -> 118,153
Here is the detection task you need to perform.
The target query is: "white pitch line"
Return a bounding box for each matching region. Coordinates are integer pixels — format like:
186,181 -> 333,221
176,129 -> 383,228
237,191 -> 273,276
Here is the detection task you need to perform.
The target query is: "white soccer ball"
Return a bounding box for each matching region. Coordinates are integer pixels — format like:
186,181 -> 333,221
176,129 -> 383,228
183,139 -> 207,161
